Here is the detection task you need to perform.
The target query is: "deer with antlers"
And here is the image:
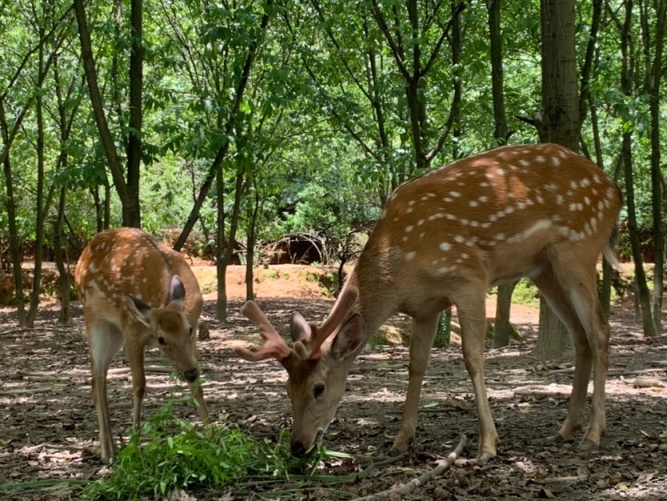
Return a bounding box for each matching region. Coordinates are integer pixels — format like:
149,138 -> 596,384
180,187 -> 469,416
75,227 -> 209,460
235,143 -> 622,463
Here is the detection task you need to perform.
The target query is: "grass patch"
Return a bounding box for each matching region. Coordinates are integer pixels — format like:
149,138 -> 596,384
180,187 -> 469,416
84,399 -> 325,500
367,329 -> 389,348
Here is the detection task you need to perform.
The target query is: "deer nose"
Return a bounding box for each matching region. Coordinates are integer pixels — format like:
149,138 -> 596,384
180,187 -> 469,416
183,368 -> 199,382
290,441 -> 307,457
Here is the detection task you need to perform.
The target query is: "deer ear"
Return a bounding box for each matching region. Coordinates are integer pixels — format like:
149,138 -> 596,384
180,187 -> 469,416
165,275 -> 186,309
330,314 -> 365,360
290,311 -> 311,342
126,295 -> 153,327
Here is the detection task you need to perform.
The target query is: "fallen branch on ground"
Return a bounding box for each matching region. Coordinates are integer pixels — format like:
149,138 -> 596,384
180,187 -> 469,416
351,434 -> 467,501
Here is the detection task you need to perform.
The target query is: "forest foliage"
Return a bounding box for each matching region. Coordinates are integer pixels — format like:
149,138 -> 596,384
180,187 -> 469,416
0,0 -> 665,329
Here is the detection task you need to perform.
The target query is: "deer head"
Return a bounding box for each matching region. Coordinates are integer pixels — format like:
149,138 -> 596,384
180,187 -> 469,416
235,286 -> 364,456
125,275 -> 200,382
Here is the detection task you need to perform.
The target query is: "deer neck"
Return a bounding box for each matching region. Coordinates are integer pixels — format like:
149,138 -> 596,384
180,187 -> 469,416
343,256 -> 399,352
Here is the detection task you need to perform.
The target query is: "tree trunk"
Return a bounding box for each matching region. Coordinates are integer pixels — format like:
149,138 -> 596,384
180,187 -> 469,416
245,180 -> 261,301
73,0 -> 137,226
26,41 -> 47,328
54,186 -> 70,323
0,102 -> 26,326
620,0 -> 656,337
216,162 -> 227,322
494,282 -> 517,348
487,0 -> 508,145
486,0 -> 517,348
644,0 -> 665,334
216,168 -> 246,321
532,0 -> 579,359
175,1 -> 273,251
125,0 -> 144,228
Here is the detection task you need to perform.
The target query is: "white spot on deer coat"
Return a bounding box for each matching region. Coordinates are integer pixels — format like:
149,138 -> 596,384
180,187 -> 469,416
440,242 -> 451,251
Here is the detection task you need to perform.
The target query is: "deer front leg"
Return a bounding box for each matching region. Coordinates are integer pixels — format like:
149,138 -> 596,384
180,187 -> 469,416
188,380 -> 209,423
392,313 -> 439,453
457,294 -> 498,463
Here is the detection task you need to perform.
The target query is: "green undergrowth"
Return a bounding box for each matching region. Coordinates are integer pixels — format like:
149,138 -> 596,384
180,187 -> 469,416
84,399 -> 328,500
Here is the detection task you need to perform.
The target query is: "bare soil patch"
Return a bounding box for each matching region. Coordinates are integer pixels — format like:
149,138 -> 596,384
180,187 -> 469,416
1,264 -> 666,500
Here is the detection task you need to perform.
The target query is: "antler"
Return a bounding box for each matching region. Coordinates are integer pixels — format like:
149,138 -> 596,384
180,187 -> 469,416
291,285 -> 359,359
235,301 -> 292,362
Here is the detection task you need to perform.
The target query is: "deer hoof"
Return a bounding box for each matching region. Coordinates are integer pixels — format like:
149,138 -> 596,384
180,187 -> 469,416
578,439 -> 599,452
388,445 -> 407,457
476,451 -> 495,465
546,432 -> 567,444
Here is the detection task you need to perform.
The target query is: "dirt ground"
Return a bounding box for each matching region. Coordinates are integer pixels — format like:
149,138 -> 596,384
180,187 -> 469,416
1,264 -> 666,500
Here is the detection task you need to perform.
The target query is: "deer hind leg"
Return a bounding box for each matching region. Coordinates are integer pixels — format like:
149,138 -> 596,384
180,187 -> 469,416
392,313 -> 439,453
457,289 -> 498,463
88,319 -> 125,460
533,260 -> 608,449
124,337 -> 147,429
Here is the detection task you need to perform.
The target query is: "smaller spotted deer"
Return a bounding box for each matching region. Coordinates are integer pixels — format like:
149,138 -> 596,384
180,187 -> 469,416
75,227 -> 208,460
235,143 -> 622,463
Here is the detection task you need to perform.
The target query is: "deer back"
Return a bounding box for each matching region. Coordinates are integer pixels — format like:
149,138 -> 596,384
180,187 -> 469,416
75,227 -> 203,372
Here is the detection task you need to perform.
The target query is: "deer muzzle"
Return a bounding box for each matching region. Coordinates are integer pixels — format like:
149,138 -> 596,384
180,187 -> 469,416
183,367 -> 200,382
290,428 -> 324,457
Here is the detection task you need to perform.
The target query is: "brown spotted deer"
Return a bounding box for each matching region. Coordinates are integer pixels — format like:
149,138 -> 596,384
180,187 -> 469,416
234,143 -> 623,463
75,227 -> 209,459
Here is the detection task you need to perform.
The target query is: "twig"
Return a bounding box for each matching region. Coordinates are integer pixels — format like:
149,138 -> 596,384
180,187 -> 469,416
0,327 -> 68,336
0,387 -> 57,396
351,434 -> 467,501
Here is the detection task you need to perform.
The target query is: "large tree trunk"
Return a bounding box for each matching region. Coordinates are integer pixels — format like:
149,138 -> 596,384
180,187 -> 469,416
532,0 -> 580,359
488,0 -> 517,345
486,0 -> 518,348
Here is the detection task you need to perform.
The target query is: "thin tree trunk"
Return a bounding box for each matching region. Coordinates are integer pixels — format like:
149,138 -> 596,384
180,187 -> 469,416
0,101 -> 26,326
126,0 -> 143,228
174,1 -> 273,252
620,0 -> 656,337
245,178 -> 261,301
643,0 -> 665,334
73,0 -> 137,226
26,39 -> 47,328
216,168 -> 245,321
216,163 -> 226,321
54,186 -> 70,323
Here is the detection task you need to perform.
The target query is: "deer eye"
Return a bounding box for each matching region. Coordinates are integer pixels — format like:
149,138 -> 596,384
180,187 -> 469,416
157,336 -> 166,345
313,383 -> 325,399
